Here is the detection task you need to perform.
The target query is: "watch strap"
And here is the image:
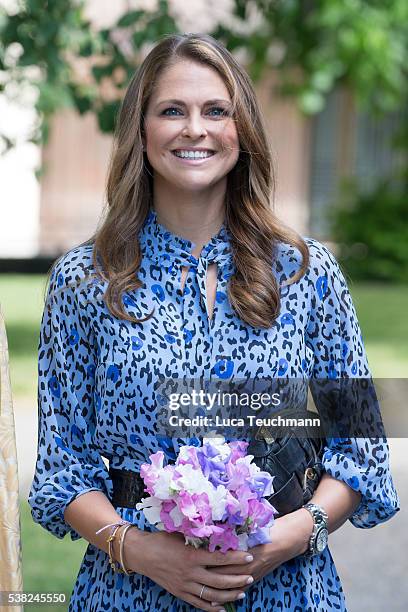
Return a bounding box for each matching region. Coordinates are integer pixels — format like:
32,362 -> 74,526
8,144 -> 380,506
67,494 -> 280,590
303,502 -> 328,557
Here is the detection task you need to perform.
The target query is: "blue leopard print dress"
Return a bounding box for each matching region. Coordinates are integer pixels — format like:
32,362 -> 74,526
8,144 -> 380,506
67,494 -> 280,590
29,208 -> 400,611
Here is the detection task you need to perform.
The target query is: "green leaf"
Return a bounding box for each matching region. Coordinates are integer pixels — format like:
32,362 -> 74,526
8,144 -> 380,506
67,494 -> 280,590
92,64 -> 114,82
116,11 -> 144,28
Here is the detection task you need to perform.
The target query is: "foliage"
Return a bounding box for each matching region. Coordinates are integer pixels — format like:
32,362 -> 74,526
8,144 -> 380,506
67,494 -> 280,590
329,180 -> 408,284
0,0 -> 101,149
0,273 -> 45,396
248,0 -> 408,114
1,0 -> 407,154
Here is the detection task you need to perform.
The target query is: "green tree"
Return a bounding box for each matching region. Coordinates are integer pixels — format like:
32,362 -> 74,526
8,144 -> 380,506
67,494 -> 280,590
1,0 -> 407,153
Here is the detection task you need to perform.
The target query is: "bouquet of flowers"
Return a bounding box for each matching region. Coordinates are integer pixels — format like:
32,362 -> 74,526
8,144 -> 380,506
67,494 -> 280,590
136,436 -> 277,611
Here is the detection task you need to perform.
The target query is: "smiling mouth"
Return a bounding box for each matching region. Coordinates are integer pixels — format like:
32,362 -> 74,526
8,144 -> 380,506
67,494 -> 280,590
171,150 -> 216,160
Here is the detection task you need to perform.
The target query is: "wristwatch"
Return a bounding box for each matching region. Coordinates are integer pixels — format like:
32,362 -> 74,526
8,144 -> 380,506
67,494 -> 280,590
302,502 -> 329,557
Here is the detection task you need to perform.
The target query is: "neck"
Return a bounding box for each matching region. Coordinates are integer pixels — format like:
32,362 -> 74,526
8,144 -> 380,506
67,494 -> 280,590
152,176 -> 227,257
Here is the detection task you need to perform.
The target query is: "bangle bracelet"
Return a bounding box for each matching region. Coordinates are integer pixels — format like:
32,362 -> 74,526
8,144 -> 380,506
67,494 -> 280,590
107,524 -> 126,573
119,523 -> 137,575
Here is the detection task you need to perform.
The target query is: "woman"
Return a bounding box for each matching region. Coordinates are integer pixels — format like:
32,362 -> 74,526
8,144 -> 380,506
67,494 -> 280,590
28,33 -> 400,611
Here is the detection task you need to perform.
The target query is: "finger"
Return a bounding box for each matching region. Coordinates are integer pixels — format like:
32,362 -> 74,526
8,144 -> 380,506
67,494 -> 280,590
197,549 -> 254,567
197,568 -> 254,590
185,592 -> 225,612
194,583 -> 247,605
206,564 -> 250,575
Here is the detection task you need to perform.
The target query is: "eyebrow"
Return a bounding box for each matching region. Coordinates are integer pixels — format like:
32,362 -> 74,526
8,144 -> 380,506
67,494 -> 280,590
155,98 -> 231,108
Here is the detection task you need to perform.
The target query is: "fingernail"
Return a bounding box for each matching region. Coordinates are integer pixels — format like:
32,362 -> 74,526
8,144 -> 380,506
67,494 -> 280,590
246,576 -> 254,584
237,592 -> 246,599
245,554 -> 253,562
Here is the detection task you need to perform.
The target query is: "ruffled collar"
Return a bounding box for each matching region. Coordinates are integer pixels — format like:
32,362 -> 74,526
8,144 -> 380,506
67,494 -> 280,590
138,208 -> 233,271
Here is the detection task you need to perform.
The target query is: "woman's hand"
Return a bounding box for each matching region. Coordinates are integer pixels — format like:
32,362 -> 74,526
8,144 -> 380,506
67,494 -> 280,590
206,509 -> 313,603
123,529 -> 255,612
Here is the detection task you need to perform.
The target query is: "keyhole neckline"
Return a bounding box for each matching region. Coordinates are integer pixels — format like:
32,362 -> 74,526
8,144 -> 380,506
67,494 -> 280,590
138,207 -> 234,271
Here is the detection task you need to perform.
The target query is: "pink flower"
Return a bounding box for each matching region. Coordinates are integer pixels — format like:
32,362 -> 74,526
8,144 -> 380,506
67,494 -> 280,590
178,491 -> 212,525
139,451 -> 164,494
232,484 -> 258,520
247,498 -> 275,530
176,445 -> 201,469
160,499 -> 178,532
225,459 -> 251,491
208,525 -> 240,553
188,524 -> 224,538
228,440 -> 249,463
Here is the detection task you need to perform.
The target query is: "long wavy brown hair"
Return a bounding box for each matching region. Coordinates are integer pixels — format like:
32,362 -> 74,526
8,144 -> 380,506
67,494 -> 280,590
90,32 -> 310,329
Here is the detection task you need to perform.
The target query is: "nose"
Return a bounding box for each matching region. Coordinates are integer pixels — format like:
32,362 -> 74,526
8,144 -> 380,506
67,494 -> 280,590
182,110 -> 207,139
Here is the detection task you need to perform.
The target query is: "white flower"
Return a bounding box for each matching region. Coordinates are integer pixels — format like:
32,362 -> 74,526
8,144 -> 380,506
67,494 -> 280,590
208,485 -> 229,521
203,435 -> 231,461
237,533 -> 249,551
173,463 -> 213,496
136,496 -> 162,525
153,467 -> 179,499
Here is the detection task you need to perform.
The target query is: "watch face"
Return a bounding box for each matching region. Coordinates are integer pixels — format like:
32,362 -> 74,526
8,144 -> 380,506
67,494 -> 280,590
316,528 -> 328,553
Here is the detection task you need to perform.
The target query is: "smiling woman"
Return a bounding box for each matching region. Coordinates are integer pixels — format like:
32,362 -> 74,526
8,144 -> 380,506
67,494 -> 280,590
28,32 -> 400,612
143,63 -> 239,190
91,32 -> 310,329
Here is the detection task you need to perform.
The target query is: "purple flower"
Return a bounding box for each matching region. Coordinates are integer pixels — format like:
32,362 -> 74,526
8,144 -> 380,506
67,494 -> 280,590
197,443 -> 229,486
248,526 -> 272,547
249,472 -> 274,498
226,484 -> 257,522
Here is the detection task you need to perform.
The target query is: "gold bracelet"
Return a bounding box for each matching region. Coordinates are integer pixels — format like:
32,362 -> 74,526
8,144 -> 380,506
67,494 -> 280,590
106,524 -> 125,573
119,523 -> 137,575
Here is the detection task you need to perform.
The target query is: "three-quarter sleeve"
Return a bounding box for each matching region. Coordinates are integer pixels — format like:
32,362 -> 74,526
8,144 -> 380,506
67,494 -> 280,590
304,238 -> 400,528
28,252 -> 113,540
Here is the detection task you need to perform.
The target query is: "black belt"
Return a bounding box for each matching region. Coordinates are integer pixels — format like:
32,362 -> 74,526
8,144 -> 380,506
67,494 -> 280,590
109,467 -> 148,509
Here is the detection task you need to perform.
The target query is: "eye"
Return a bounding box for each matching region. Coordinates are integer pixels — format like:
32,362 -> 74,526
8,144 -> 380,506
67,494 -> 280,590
208,107 -> 230,117
161,107 -> 183,116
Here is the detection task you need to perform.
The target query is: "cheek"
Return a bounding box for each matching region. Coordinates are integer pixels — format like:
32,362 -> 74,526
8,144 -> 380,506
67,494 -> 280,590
145,120 -> 175,150
217,124 -> 240,155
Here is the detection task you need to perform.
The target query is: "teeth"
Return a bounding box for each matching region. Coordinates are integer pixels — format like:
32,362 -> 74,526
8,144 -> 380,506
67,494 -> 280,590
173,150 -> 214,159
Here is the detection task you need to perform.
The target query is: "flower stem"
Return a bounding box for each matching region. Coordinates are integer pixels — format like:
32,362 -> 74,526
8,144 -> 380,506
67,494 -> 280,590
224,603 -> 236,612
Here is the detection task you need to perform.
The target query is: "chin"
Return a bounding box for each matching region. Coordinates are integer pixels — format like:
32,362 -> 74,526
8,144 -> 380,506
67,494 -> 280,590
165,175 -> 220,191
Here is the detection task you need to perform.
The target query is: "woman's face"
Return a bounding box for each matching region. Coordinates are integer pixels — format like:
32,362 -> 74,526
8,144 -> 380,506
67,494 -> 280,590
143,59 -> 240,193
